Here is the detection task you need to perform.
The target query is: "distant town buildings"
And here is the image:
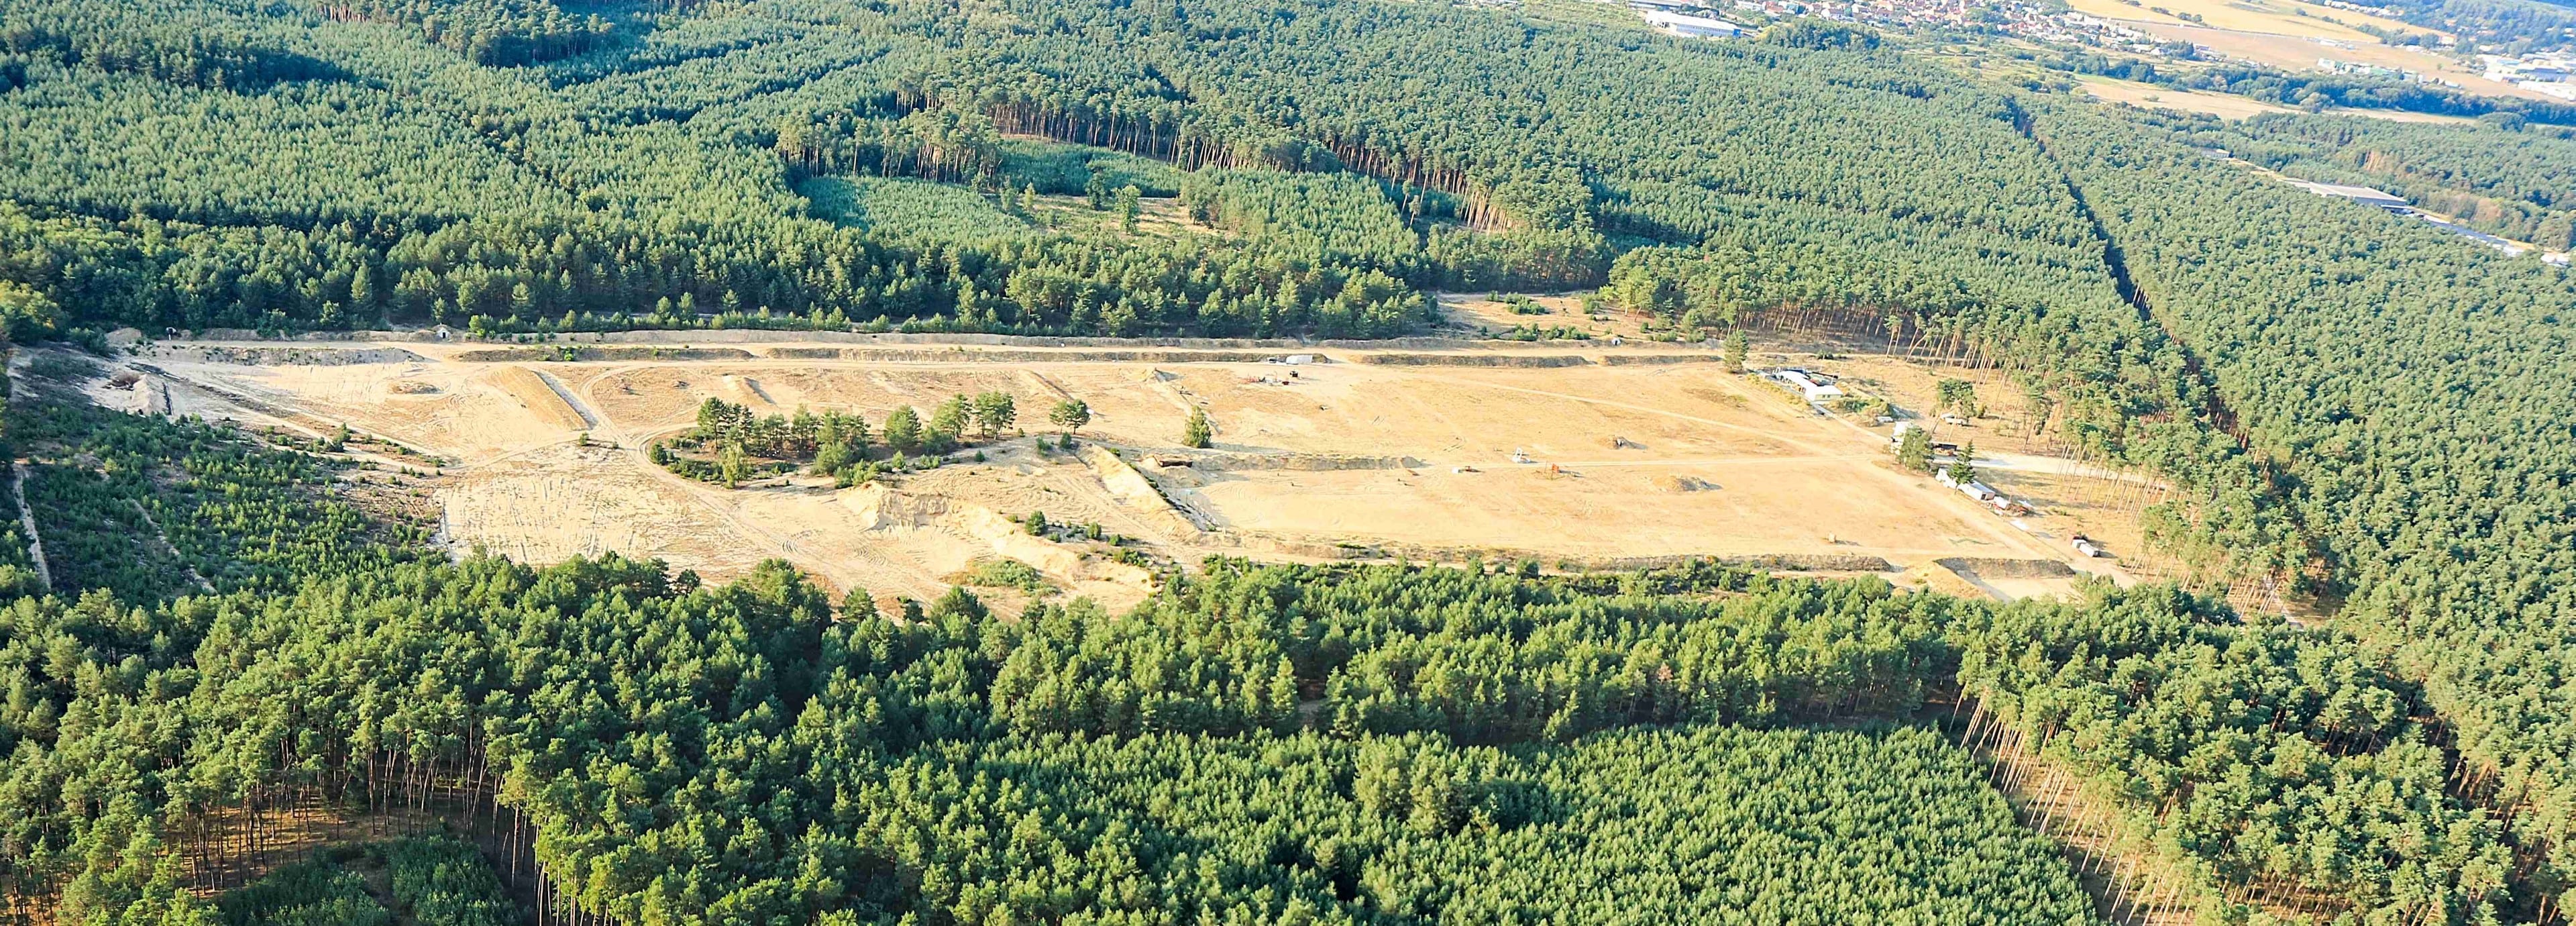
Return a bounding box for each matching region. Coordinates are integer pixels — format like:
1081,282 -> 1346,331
1604,0 -> 2171,53
1601,0 -> 2569,104
2284,179 -> 2550,257
2318,57 -> 2423,81
2311,0 -> 2404,19
1762,368 -> 1845,401
1735,0 -> 1807,15
2481,52 -> 2576,100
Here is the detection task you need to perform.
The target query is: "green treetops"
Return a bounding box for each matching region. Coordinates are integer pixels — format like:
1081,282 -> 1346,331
882,405 -> 922,452
1183,406 -> 1212,448
1117,185 -> 1142,234
0,280 -> 63,344
1896,426 -> 1932,473
1049,399 -> 1091,438
1935,378 -> 1979,417
928,395 -> 970,451
971,391 -> 1016,440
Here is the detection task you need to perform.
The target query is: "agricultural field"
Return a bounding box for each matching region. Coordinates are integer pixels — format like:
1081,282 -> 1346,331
2133,23 -> 2546,100
98,332 -> 2139,606
2061,0 -> 2419,42
2076,74 -> 2304,118
2047,0 -> 2554,108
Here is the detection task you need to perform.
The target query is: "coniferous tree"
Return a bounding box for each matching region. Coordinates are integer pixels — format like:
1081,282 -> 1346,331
883,405 -> 923,453
1896,427 -> 1931,474
1183,407 -> 1212,448
1049,399 -> 1091,438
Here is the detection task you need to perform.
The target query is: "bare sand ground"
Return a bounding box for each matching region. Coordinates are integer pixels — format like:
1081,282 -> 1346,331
1749,348 -> 2166,579
120,334 -> 2145,604
2077,75 -> 2301,119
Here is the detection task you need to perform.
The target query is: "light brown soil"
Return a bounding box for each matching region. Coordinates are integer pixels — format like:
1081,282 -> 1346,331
133,336 -> 2151,604
2062,0 -> 2421,42
1743,346 -> 2151,590
488,366 -> 589,431
2078,75 -> 2302,119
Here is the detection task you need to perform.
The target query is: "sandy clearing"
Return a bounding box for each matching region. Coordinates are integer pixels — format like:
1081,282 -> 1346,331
1175,463 -> 2026,562
2078,75 -> 2302,119
140,358 -> 581,462
135,336 -> 2149,603
491,366 -> 590,431
440,442 -> 776,572
1432,292 -> 1625,338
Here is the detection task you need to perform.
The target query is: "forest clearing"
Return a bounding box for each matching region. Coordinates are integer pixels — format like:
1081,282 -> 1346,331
16,0 -> 2576,914
95,333 -> 2139,604
2077,74 -> 2305,119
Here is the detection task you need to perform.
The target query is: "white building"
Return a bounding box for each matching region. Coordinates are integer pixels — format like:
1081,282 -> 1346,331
1642,9 -> 1748,37
1935,467 -> 1999,501
2291,181 -> 2409,211
1770,368 -> 1844,401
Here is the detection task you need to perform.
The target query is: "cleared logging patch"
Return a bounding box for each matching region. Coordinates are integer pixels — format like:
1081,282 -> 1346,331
798,175 -> 1033,240
998,137 -> 1185,197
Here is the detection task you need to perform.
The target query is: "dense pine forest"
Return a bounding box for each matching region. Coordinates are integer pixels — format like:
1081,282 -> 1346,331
2037,101 -> 2576,925
0,341 -> 2546,924
0,0 -> 2133,342
2139,110 -> 2576,248
9,0 -> 2576,921
0,368 -> 2123,923
0,358 -> 2512,925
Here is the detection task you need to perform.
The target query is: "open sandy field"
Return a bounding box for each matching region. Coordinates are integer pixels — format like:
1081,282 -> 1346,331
2073,75 -> 2479,123
1741,346 -> 2171,570
2078,75 -> 2302,118
106,333 -> 2147,605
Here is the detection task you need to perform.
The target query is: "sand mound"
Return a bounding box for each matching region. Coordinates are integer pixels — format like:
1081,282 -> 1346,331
487,367 -> 588,431
159,346 -> 430,366
1360,353 -> 1592,368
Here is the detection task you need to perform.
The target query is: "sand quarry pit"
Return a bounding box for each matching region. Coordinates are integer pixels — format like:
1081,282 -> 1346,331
124,336 -> 2138,603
